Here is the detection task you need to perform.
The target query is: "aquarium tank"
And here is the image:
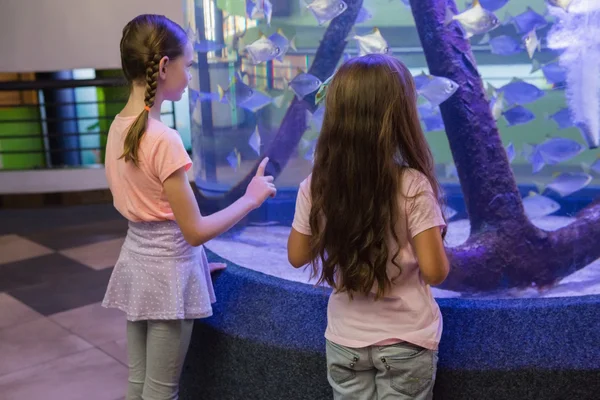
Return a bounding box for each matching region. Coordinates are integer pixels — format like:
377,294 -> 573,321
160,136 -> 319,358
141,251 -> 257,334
181,0 -> 600,299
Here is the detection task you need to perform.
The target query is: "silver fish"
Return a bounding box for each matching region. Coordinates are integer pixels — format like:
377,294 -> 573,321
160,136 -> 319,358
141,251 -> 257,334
309,106 -> 326,132
547,107 -> 574,129
268,30 -> 297,63
218,75 -> 254,104
523,29 -> 541,59
523,137 -> 584,173
490,91 -> 505,120
417,76 -> 459,107
498,79 -> 545,105
248,127 -> 261,155
355,6 -> 373,24
246,0 -> 273,25
502,105 -> 535,127
445,163 -> 458,179
353,28 -> 390,56
306,0 -> 348,26
522,191 -> 560,219
286,71 -> 323,100
227,148 -> 241,171
301,138 -> 318,162
444,0 -> 500,39
546,172 -> 592,197
442,205 -> 458,220
505,142 -> 516,163
244,36 -> 281,64
238,90 -> 276,113
504,7 -> 547,35
546,0 -> 573,11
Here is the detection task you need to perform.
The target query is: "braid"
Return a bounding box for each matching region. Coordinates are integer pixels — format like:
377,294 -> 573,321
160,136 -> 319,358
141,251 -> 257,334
144,54 -> 161,109
119,55 -> 161,166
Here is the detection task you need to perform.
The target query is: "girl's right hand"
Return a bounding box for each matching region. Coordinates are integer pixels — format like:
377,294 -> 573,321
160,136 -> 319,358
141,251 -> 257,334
244,157 -> 277,209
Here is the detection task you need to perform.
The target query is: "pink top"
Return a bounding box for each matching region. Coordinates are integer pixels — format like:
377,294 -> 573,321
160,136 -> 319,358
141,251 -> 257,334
105,115 -> 192,222
292,168 -> 446,350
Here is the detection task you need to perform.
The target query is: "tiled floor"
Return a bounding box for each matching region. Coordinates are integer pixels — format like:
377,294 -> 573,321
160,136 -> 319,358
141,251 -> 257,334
0,204 -> 130,400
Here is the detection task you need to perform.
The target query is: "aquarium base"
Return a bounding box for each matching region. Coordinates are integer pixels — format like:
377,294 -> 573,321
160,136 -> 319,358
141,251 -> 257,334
179,251 -> 600,400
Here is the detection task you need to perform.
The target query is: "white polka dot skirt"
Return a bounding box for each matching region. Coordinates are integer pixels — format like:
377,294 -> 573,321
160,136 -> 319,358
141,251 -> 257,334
102,220 -> 216,321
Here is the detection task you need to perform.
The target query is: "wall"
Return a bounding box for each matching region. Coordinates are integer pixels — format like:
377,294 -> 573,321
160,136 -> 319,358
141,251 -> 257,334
0,0 -> 185,73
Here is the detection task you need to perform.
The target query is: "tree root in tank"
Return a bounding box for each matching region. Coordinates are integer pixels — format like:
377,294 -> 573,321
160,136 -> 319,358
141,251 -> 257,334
410,0 -> 600,292
194,0 -> 364,214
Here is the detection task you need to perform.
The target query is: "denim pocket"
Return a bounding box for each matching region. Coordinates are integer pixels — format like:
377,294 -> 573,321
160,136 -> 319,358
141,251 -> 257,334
380,344 -> 436,397
326,340 -> 359,385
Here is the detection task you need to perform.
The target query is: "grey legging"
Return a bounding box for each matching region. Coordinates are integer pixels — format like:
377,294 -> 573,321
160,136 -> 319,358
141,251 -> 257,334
126,319 -> 194,400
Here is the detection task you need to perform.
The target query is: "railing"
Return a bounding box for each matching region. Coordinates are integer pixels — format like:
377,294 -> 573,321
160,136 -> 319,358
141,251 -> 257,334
0,76 -> 178,170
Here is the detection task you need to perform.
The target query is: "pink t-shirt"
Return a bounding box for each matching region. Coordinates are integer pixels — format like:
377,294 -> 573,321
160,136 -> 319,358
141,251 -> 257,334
292,168 -> 446,350
105,115 -> 192,222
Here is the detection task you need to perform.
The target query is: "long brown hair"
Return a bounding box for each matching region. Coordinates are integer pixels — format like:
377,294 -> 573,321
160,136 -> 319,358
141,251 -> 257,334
308,54 -> 445,299
118,14 -> 188,166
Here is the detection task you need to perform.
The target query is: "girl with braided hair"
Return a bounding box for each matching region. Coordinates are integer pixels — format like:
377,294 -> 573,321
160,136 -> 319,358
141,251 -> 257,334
102,14 -> 276,400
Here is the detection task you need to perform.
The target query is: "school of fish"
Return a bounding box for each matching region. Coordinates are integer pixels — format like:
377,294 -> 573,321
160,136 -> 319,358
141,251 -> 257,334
187,0 -> 598,202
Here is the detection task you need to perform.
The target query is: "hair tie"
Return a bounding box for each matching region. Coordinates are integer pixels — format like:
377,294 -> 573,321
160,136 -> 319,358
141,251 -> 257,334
144,105 -> 151,112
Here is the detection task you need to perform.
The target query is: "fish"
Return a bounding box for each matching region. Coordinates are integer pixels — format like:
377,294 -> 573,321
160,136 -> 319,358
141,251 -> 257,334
309,106 -> 326,131
355,6 -> 373,24
522,191 -> 561,219
300,138 -> 318,162
445,163 -> 458,179
547,107 -> 574,129
268,30 -> 297,63
285,71 -> 323,100
227,148 -> 242,171
490,91 -> 505,120
504,7 -> 547,34
546,172 -> 592,197
353,28 -> 391,56
248,127 -> 261,155
418,102 -> 445,131
486,35 -> 522,56
470,0 -> 510,12
217,75 -> 278,111
580,157 -> 600,175
523,137 -> 585,173
422,114 -> 445,132
498,79 -> 545,105
505,142 -> 516,163
444,0 -> 501,39
593,158 -> 600,174
189,88 -> 221,107
238,90 -> 277,112
218,75 -> 255,104
417,76 -> 459,107
523,29 -> 541,59
246,0 -> 273,25
244,35 -> 282,64
546,0 -> 573,11
417,102 -> 439,119
442,205 -> 458,220
194,40 -> 225,53
306,0 -> 348,26
412,71 -> 430,91
502,105 -> 536,126
531,60 -> 567,86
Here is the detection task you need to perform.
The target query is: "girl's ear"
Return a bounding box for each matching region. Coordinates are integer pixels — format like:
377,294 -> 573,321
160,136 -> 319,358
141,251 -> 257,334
159,56 -> 170,80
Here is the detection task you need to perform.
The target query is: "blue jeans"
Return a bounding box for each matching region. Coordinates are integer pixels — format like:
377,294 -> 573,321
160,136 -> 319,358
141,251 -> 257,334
326,339 -> 438,399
